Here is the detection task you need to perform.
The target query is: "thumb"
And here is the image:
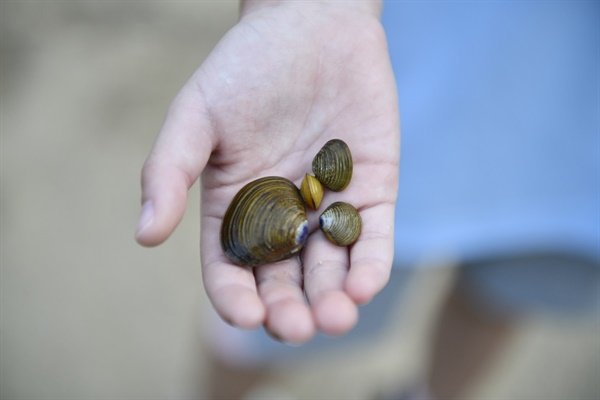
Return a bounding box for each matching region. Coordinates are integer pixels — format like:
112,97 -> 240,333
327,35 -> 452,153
135,84 -> 214,247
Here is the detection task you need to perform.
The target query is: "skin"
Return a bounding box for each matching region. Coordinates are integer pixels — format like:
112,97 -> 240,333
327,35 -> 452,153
136,0 -> 399,344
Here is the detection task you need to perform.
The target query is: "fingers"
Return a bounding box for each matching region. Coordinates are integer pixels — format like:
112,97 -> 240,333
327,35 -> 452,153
201,216 -> 266,330
303,231 -> 358,336
136,86 -> 214,246
345,203 -> 395,305
203,266 -> 267,330
201,204 -> 394,340
202,214 -> 314,342
302,201 -> 395,336
255,260 -> 315,344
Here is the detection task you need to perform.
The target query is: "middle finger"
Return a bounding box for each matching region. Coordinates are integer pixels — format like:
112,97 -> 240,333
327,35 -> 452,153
255,258 -> 315,344
302,231 -> 358,336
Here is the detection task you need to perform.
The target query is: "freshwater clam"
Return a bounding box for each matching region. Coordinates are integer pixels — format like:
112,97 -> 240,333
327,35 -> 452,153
319,202 -> 362,246
300,173 -> 324,210
220,176 -> 308,267
312,139 -> 353,192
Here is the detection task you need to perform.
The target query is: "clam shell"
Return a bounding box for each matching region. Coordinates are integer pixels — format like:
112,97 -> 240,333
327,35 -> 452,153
312,139 -> 353,192
319,202 -> 362,246
220,176 -> 308,267
300,173 -> 324,210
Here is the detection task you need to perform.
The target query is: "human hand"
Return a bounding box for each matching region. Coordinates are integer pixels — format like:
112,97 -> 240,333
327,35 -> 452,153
136,1 -> 399,344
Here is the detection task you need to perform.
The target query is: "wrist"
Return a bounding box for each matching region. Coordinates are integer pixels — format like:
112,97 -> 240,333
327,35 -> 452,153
240,0 -> 383,19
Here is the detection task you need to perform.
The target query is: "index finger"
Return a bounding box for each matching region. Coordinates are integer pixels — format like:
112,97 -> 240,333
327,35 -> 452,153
201,214 -> 266,330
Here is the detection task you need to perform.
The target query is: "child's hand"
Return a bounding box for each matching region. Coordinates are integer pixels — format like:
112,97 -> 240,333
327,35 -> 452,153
136,2 -> 399,344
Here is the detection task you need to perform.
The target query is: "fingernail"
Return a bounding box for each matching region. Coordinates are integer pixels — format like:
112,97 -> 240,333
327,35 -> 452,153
136,201 -> 154,238
266,331 -> 302,347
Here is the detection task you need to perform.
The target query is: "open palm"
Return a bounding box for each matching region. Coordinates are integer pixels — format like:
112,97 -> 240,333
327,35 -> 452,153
137,5 -> 400,344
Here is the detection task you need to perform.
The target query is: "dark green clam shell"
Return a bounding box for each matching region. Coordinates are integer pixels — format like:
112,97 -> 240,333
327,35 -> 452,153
319,201 -> 362,246
220,176 -> 308,267
312,139 -> 353,192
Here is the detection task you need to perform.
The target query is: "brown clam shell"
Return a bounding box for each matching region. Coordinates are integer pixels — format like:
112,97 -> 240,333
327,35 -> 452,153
319,201 -> 362,246
220,176 -> 309,267
312,139 -> 353,192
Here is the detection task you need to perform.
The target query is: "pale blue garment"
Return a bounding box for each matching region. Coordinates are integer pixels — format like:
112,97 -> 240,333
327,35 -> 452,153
385,1 -> 599,313
210,2 -> 600,363
387,1 -> 598,265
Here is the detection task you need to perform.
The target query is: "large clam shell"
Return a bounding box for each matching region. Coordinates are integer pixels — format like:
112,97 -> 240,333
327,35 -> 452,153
220,176 -> 309,267
312,139 -> 353,192
319,202 -> 362,246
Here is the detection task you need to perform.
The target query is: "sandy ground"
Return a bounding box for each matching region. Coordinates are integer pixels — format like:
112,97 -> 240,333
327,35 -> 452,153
1,2 -> 599,399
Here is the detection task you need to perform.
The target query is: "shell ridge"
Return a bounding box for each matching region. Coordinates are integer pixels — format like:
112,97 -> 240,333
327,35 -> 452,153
220,176 -> 307,267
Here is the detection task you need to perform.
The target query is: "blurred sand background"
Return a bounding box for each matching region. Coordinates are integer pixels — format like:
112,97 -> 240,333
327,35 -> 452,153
1,2 -> 599,399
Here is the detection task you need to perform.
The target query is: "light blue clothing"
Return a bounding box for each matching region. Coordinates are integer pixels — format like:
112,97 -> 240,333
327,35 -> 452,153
385,1 -> 599,267
384,1 -> 599,314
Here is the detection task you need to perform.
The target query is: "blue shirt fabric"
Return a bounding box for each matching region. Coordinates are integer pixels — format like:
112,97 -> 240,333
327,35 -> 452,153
382,1 -> 599,268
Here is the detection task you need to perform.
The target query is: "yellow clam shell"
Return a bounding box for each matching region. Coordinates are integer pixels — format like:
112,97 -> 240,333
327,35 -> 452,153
300,173 -> 324,210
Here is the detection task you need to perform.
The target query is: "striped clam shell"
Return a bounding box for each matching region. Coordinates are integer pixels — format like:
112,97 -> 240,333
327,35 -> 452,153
220,177 -> 309,267
319,201 -> 362,246
312,139 -> 353,192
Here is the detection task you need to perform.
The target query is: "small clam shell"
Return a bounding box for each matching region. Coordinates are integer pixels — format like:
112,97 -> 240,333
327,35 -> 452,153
220,176 -> 308,267
300,174 -> 324,210
319,202 -> 362,246
312,139 -> 353,192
